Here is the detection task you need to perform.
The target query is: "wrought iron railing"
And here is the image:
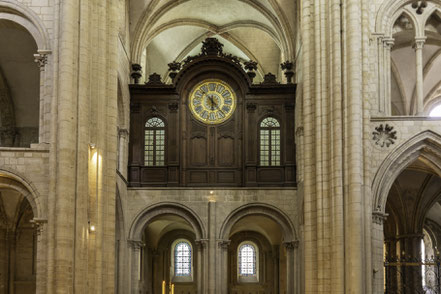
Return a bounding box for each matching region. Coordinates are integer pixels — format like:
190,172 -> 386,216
384,256 -> 441,294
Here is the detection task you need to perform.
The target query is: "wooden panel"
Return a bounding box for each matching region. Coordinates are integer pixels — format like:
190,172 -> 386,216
190,137 -> 207,166
141,168 -> 167,183
167,166 -> 179,185
217,171 -> 235,183
246,167 -> 257,183
129,166 -> 140,182
217,136 -> 234,166
189,171 -> 208,184
257,168 -> 283,182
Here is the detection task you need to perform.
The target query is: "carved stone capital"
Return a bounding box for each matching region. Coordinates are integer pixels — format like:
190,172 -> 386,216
30,218 -> 48,235
33,50 -> 51,71
382,37 -> 395,50
413,37 -> 426,50
118,128 -> 129,138
372,210 -> 388,225
217,239 -> 231,249
283,240 -> 299,250
195,239 -> 209,249
128,239 -> 145,250
295,126 -> 304,137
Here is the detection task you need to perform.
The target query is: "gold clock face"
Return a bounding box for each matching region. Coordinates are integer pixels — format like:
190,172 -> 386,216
189,79 -> 237,125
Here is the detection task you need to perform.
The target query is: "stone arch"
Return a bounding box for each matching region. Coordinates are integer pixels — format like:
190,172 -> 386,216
219,202 -> 297,242
0,168 -> 42,219
423,5 -> 441,28
0,1 -> 51,50
376,0 -> 424,37
0,67 -> 15,146
372,130 -> 441,213
128,202 -> 206,242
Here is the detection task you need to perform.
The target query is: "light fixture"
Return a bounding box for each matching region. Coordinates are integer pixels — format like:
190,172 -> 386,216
89,143 -> 96,149
210,190 -> 214,195
88,221 -> 96,233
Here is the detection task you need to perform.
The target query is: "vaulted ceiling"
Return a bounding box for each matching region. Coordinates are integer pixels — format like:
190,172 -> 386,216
127,0 -> 297,83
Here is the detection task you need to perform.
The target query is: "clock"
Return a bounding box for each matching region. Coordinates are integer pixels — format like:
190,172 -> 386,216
188,79 -> 237,125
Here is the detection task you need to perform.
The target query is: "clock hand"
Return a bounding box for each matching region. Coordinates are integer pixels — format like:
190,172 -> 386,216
208,96 -> 215,111
213,101 -> 225,115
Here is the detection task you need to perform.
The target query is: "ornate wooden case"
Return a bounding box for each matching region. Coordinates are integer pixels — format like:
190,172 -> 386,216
129,38 -> 296,187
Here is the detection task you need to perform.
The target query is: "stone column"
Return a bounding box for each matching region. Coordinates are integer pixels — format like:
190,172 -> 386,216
372,210 -> 387,294
33,50 -> 51,144
414,37 -> 426,115
284,241 -> 298,294
273,245 -> 280,294
383,38 -> 395,116
31,218 -> 48,294
217,240 -> 230,294
7,231 -> 16,294
118,128 -> 129,176
195,239 -> 208,294
208,201 -> 216,294
128,240 -> 145,294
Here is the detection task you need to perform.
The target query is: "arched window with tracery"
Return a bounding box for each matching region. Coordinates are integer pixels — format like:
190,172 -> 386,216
144,117 -> 165,166
174,240 -> 192,277
259,117 -> 281,166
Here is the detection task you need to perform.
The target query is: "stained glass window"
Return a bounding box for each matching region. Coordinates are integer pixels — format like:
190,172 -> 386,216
260,117 -> 281,166
174,241 -> 191,276
239,243 -> 256,276
144,117 -> 165,166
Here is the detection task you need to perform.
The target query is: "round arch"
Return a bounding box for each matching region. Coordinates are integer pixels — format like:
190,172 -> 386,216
0,1 -> 51,50
128,202 -> 207,242
0,167 -> 42,219
372,130 -> 441,213
219,202 -> 297,242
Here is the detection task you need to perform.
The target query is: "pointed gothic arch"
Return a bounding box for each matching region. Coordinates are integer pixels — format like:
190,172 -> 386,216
0,168 -> 43,219
372,130 -> 441,213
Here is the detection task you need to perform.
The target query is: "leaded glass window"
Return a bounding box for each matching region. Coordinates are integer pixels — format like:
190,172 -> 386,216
144,117 -> 165,166
239,243 -> 256,276
174,241 -> 191,276
260,117 -> 281,166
